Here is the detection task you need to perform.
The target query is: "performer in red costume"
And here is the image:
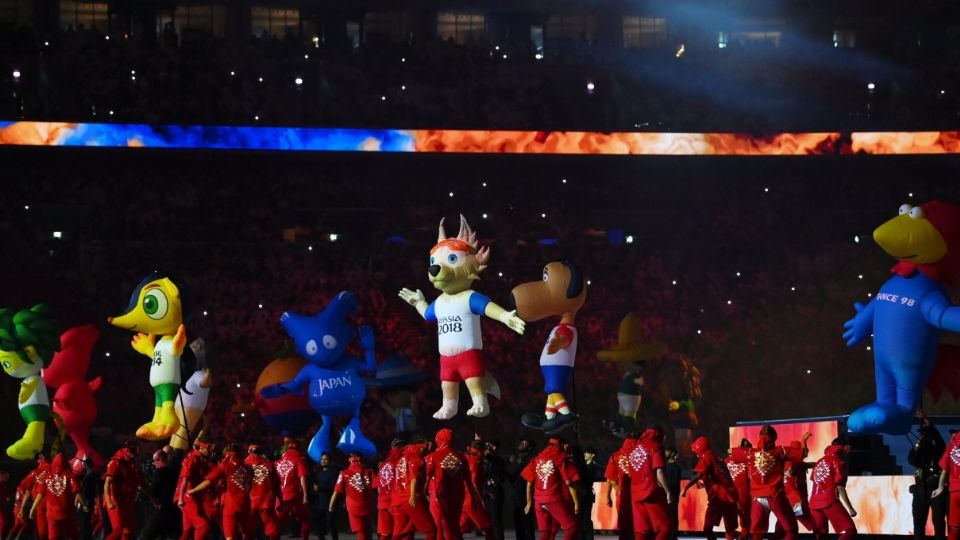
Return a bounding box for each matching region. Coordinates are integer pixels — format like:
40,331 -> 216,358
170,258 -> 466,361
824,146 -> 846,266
682,437 -> 738,540
729,426 -> 810,540
177,438 -> 214,540
627,427 -> 672,540
809,439 -> 857,540
9,469 -> 31,540
934,430 -> 960,540
28,454 -> 84,540
777,441 -> 815,538
425,429 -> 470,540
394,439 -> 437,540
275,441 -> 311,540
28,454 -> 51,540
189,444 -> 253,540
330,454 -> 375,540
461,441 -> 495,540
104,441 -> 146,540
377,440 -> 404,540
605,436 -> 636,540
724,439 -> 751,539
245,444 -> 281,540
521,437 -> 580,540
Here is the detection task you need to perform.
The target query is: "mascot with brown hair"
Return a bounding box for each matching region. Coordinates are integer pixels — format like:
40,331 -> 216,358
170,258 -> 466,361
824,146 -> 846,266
511,260 -> 587,433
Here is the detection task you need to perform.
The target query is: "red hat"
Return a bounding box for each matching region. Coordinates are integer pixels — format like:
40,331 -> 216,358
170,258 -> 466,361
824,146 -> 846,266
435,429 -> 453,448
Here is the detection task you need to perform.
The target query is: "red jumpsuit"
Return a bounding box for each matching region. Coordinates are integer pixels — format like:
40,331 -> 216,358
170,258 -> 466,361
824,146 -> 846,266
376,448 -> 401,540
104,449 -> 144,540
690,437 -> 738,540
275,448 -> 310,540
9,468 -> 37,540
729,436 -> 804,540
204,453 -> 253,540
177,450 -> 213,540
521,442 -> 580,540
605,440 -> 636,540
426,431 -> 469,540
38,455 -> 80,540
723,456 -> 750,538
32,459 -> 51,540
809,445 -> 856,540
460,448 -> 494,540
392,443 -> 437,540
245,453 -> 280,540
335,458 -> 375,540
777,455 -> 814,537
626,433 -> 669,540
941,432 -> 960,540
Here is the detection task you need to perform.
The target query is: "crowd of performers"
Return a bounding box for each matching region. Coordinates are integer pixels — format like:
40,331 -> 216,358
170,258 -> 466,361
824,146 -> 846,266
3,421 -> 960,540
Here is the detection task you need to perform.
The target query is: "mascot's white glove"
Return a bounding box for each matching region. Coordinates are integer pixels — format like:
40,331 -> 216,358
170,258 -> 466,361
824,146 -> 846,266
498,310 -> 526,334
398,288 -> 429,317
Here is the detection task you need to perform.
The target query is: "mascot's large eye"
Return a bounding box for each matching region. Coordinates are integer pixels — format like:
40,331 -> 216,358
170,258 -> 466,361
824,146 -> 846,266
1,361 -> 10,370
448,254 -> 458,264
305,340 -> 318,356
909,207 -> 924,219
899,204 -> 912,215
543,268 -> 549,282
143,289 -> 169,320
322,335 -> 338,350
430,256 -> 436,265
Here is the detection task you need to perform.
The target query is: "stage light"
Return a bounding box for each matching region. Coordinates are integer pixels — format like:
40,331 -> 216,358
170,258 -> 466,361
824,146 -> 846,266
696,329 -> 702,335
562,178 -> 567,184
23,205 -> 28,210
203,311 -> 208,316
53,231 -> 62,239
449,192 -> 454,197
229,71 -> 235,76
12,70 -> 20,80
626,235 -> 634,244
258,77 -> 263,82
401,57 -> 406,62
867,82 -> 875,90
495,46 -> 500,51
736,272 -> 741,277
587,280 -> 592,285
329,233 -> 339,242
867,293 -> 872,297
258,304 -> 263,309
109,110 -> 114,116
502,54 -> 508,59
675,44 -> 685,58
498,272 -> 503,277
858,274 -> 863,279
586,81 -> 595,94
806,369 -> 811,374
791,286 -> 796,291
866,346 -> 872,351
130,70 -> 135,75
764,187 -> 769,192
105,352 -> 110,357
381,96 -> 386,101
854,235 -> 860,243
295,77 -> 303,86
535,53 -> 543,60
672,280 -> 677,286
254,115 -> 259,121
236,383 -> 241,388
941,90 -> 946,95
908,192 -> 914,198
401,85 -> 406,90
482,182 -> 487,187
541,213 -> 546,218
304,54 -> 309,60
131,75 -> 136,81
240,412 -> 245,418
43,41 -> 49,47
312,36 -> 320,46
727,300 -> 732,305
308,245 -> 313,251
482,213 -> 488,219
105,35 -> 109,40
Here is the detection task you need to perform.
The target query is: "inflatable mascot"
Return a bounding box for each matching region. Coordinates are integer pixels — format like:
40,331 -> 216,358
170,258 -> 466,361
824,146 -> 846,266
0,305 -> 60,460
511,260 -> 587,433
399,214 -> 525,419
260,291 -> 378,459
844,201 -> 960,434
108,272 -> 188,440
44,325 -> 102,468
598,313 -> 668,437
170,338 -> 212,451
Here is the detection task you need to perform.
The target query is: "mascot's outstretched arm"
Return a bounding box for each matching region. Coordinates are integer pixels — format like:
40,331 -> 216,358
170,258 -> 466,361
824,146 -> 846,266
843,301 -> 876,346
